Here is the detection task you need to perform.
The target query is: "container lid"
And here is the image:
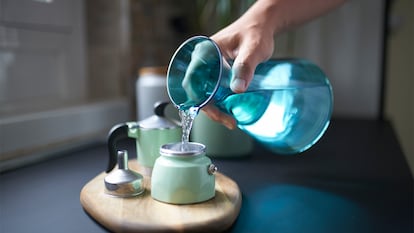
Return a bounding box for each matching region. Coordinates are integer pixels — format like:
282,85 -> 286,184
160,142 -> 206,157
138,66 -> 168,76
138,115 -> 178,129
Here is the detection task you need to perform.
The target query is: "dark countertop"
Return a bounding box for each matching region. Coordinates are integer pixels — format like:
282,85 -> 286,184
1,119 -> 413,233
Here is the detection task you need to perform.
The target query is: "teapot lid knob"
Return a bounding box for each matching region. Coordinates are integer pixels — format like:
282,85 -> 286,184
104,150 -> 144,197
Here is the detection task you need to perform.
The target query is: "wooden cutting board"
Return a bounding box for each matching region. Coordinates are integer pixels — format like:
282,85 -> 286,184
80,160 -> 242,233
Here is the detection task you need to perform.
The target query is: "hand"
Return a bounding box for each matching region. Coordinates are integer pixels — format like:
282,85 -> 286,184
202,1 -> 276,129
200,0 -> 346,129
211,11 -> 275,94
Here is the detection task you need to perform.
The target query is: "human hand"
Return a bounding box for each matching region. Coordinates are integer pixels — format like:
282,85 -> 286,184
199,0 -> 346,129
211,16 -> 275,94
201,2 -> 276,129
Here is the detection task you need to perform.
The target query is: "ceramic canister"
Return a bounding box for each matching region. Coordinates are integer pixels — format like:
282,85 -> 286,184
136,66 -> 169,121
151,142 -> 217,204
191,111 -> 253,158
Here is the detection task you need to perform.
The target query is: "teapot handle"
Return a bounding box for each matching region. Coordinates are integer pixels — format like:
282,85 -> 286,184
154,101 -> 181,126
154,101 -> 170,117
106,102 -> 172,172
106,123 -> 129,173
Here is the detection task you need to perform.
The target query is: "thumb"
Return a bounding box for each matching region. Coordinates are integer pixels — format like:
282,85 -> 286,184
230,46 -> 261,93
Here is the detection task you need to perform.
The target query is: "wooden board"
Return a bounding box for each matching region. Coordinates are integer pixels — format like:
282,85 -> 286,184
80,160 -> 242,233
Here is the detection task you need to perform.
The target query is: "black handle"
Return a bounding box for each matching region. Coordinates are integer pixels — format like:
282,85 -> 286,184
106,123 -> 129,173
154,101 -> 170,117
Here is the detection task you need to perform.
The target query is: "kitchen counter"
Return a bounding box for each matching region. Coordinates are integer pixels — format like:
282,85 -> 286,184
1,119 -> 413,233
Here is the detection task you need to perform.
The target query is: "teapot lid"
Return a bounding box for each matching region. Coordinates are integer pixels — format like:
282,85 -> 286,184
138,102 -> 179,129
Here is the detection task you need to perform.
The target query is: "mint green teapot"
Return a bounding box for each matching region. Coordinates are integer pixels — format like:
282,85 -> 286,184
107,102 -> 182,175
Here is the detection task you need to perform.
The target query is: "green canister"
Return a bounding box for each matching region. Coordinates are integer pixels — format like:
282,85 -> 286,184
151,142 -> 217,204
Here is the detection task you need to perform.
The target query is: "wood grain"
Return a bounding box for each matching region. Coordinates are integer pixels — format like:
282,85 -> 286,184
80,160 -> 242,233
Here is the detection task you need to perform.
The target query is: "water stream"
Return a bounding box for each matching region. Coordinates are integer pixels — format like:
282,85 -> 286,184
179,106 -> 200,151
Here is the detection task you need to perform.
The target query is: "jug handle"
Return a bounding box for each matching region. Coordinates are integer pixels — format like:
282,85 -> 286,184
106,123 -> 129,173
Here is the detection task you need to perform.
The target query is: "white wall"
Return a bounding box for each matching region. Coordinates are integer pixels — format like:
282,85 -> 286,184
0,0 -> 87,113
0,0 -> 129,171
385,0 -> 414,176
289,0 -> 385,118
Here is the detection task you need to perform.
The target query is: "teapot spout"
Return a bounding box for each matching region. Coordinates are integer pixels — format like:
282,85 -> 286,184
106,123 -> 129,173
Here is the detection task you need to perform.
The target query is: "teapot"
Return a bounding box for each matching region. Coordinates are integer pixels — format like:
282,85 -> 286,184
107,102 -> 182,175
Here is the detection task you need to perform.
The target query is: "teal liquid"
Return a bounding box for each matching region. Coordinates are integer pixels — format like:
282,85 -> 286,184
217,85 -> 331,154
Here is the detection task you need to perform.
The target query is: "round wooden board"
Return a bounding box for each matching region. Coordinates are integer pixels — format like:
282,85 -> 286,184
80,160 -> 242,233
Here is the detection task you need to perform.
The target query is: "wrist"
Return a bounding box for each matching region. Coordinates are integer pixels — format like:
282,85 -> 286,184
252,0 -> 286,35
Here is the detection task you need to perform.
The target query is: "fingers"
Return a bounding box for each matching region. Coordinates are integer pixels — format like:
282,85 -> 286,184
231,62 -> 254,93
202,105 -> 237,130
230,40 -> 264,93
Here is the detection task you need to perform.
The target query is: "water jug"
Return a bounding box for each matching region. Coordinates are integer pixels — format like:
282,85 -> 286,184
167,36 -> 333,154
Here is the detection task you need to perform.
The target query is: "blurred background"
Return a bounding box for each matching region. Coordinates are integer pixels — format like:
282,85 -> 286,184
0,0 -> 412,175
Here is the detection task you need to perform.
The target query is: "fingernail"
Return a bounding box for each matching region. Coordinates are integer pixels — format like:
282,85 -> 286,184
224,121 -> 235,130
223,118 -> 236,130
230,78 -> 246,93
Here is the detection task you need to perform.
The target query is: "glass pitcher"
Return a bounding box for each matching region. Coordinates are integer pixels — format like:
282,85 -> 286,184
167,36 -> 333,154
